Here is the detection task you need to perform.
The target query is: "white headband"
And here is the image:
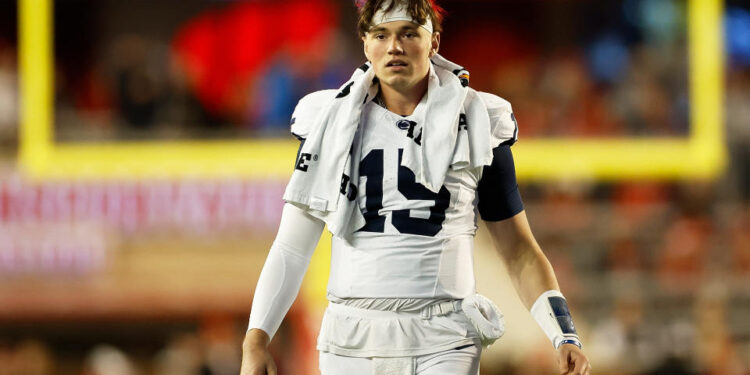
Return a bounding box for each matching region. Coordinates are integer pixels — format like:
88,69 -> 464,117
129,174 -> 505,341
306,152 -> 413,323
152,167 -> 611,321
371,1 -> 434,34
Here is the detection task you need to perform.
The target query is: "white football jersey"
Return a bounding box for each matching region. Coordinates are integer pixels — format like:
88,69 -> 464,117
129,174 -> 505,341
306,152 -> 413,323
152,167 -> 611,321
290,89 -> 518,300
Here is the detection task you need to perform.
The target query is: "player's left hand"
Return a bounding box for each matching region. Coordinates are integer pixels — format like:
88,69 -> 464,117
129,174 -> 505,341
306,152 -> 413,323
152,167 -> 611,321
556,343 -> 591,375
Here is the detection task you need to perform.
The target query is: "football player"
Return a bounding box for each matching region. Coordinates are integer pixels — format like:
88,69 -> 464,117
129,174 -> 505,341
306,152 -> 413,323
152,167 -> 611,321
241,1 -> 591,374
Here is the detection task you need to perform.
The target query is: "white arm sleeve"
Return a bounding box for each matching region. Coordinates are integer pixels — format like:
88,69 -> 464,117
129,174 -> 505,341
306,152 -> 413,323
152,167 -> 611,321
247,203 -> 325,339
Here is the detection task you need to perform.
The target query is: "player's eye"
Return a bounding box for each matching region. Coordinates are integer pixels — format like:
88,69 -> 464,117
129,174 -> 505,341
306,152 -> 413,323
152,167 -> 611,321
374,33 -> 386,40
404,32 -> 417,38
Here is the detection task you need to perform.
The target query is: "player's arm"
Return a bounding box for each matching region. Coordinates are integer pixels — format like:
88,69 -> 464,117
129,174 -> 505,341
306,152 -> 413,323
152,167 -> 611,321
485,211 -> 558,307
241,203 -> 324,375
479,145 -> 591,375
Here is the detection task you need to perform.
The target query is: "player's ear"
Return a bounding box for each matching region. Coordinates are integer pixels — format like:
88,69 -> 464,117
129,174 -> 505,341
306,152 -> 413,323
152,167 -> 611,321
362,35 -> 371,61
429,32 -> 440,57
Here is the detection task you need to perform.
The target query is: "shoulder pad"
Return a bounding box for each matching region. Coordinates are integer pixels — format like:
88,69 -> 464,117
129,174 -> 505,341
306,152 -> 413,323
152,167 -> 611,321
476,91 -> 518,146
290,89 -> 338,139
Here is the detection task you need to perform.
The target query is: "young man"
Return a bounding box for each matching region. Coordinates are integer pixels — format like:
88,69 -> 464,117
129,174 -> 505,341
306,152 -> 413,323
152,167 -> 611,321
241,1 -> 592,374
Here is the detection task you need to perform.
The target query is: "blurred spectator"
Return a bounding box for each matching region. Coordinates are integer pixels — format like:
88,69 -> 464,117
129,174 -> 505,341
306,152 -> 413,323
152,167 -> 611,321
656,214 -> 713,291
656,182 -> 716,290
589,290 -> 664,374
172,0 -> 338,129
647,357 -> 696,375
154,333 -> 204,375
46,0 -> 695,140
111,35 -> 163,130
611,182 -> 670,229
725,67 -> 750,203
0,40 -> 17,143
536,180 -> 595,233
693,284 -> 747,375
612,44 -> 686,136
728,207 -> 750,276
1,2 -> 748,375
249,28 -> 357,131
82,345 -> 138,375
7,340 -> 55,375
197,316 -> 241,375
607,236 -> 644,275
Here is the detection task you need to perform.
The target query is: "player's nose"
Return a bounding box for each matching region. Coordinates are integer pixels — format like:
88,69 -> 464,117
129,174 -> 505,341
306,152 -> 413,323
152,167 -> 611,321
387,36 -> 404,54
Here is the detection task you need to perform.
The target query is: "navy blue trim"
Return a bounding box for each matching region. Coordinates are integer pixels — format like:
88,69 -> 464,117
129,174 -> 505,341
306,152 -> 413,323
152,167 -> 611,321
556,316 -> 577,335
549,296 -> 570,316
498,113 -> 519,146
550,296 -> 578,335
558,339 -> 582,349
294,138 -> 306,169
336,81 -> 355,98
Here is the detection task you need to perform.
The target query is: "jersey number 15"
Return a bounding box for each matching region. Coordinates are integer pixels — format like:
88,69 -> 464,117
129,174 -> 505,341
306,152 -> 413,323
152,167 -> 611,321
358,148 -> 450,237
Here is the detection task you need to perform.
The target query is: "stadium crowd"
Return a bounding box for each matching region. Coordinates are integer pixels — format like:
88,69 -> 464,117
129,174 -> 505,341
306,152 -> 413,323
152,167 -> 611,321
0,0 -> 748,374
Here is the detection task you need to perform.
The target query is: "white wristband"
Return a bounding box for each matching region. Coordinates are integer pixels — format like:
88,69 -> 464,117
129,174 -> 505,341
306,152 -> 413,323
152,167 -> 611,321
530,290 -> 582,349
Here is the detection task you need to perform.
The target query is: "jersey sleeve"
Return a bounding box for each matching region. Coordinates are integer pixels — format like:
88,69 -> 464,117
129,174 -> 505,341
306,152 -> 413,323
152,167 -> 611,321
289,89 -> 337,169
477,144 -> 524,221
477,92 -> 519,147
290,89 -> 337,140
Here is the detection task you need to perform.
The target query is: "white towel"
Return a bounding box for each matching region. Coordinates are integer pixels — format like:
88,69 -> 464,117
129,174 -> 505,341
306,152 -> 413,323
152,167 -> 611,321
283,54 -> 497,238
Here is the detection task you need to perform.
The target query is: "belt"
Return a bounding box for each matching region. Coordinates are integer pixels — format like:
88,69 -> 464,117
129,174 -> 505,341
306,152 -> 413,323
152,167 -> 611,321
327,299 -> 462,320
420,300 -> 462,319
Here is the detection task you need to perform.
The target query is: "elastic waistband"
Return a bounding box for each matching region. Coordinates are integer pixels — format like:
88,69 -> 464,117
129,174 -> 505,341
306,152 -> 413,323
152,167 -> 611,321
327,299 -> 462,320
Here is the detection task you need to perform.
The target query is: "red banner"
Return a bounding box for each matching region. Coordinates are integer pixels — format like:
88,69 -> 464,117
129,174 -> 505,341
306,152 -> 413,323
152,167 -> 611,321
0,176 -> 286,232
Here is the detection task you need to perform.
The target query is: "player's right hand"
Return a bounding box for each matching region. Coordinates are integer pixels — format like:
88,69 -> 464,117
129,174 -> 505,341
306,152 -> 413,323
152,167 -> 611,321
241,329 -> 277,375
556,343 -> 591,375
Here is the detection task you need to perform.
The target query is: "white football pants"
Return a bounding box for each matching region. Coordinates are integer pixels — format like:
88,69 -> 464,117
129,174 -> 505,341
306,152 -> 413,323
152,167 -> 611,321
319,343 -> 481,375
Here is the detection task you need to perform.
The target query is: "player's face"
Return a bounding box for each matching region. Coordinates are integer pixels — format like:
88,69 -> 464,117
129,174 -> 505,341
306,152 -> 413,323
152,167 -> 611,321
363,21 -> 440,94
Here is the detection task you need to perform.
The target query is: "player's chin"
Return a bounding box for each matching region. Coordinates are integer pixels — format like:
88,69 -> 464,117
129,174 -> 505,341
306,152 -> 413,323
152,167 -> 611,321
381,75 -> 414,90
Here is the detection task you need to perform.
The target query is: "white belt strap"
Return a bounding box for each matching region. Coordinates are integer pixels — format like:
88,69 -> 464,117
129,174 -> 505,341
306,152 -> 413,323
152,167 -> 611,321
419,300 -> 462,319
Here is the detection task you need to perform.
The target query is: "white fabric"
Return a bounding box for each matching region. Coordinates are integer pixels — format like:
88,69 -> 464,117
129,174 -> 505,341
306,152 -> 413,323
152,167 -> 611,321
400,54 -> 490,193
328,297 -> 442,311
372,357 -> 414,375
283,54 -> 496,239
325,100 -> 480,299
371,0 -> 433,33
319,344 -> 480,375
460,294 -> 505,347
328,230 -> 477,299
247,203 -> 324,338
283,64 -> 376,236
530,290 -> 581,349
317,301 -> 479,357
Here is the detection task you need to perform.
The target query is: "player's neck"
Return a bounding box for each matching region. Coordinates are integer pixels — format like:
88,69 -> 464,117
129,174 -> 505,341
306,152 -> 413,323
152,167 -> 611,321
378,78 -> 428,116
